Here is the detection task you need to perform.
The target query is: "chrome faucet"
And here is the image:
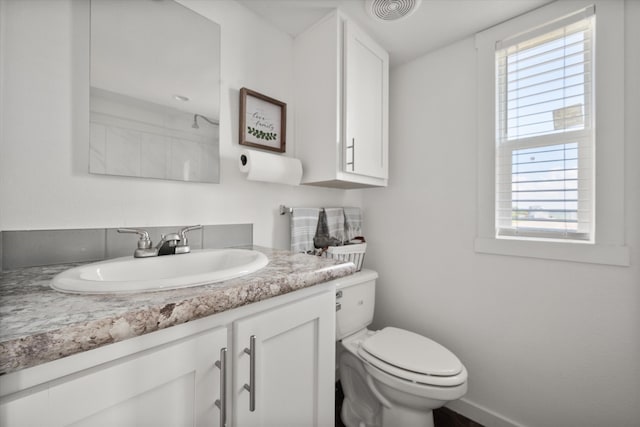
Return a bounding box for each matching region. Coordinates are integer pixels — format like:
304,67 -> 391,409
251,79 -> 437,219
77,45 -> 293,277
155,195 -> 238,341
156,233 -> 181,256
117,225 -> 202,258
117,228 -> 157,258
175,225 -> 202,254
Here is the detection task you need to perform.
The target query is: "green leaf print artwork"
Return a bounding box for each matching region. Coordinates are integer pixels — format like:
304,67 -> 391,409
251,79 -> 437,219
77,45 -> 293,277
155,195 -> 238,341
247,126 -> 278,141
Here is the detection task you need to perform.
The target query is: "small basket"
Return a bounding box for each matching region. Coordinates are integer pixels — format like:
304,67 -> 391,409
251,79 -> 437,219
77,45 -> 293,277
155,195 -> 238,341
321,243 -> 367,271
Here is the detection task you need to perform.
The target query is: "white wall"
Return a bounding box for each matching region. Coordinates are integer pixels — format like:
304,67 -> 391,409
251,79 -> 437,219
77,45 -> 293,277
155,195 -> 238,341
364,1 -> 639,426
0,0 -> 363,249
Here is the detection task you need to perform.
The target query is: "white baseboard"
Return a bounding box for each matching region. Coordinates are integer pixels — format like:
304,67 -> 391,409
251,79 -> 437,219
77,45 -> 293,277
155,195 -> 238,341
446,398 -> 528,427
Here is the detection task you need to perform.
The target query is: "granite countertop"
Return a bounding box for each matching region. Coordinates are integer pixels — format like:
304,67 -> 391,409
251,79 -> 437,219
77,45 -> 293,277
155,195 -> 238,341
0,246 -> 356,375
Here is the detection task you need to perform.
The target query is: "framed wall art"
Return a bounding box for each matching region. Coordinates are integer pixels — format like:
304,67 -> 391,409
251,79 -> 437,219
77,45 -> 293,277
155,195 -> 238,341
239,87 -> 286,153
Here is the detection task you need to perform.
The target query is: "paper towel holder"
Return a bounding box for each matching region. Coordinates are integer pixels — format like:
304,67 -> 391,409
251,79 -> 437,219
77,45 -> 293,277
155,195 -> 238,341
239,150 -> 303,186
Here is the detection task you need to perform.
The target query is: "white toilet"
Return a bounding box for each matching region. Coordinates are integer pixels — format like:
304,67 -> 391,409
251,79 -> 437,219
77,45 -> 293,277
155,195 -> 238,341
336,269 -> 468,427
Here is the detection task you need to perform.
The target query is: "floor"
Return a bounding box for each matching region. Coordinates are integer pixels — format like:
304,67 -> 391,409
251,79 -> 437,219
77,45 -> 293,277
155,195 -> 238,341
335,382 -> 484,427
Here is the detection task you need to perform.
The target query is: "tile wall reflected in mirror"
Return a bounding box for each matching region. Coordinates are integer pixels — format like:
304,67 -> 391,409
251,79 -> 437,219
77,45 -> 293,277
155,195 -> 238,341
89,0 -> 221,183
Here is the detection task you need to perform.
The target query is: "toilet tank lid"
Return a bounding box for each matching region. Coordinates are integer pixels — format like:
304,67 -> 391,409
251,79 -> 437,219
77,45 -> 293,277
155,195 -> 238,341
334,269 -> 378,289
361,327 -> 463,377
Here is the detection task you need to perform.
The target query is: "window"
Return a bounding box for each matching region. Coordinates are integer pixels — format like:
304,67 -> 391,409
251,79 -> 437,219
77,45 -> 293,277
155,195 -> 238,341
495,8 -> 594,242
474,0 -> 629,266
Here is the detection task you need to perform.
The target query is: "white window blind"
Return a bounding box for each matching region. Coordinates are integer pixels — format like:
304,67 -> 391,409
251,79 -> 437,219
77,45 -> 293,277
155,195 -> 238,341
495,6 -> 595,241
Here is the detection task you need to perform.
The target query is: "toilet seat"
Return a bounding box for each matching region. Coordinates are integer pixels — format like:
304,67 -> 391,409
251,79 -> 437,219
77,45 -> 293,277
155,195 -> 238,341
357,327 -> 467,387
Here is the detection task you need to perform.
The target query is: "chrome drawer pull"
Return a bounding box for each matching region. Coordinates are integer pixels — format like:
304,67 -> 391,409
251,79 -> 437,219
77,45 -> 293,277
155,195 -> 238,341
243,335 -> 256,412
214,347 -> 227,426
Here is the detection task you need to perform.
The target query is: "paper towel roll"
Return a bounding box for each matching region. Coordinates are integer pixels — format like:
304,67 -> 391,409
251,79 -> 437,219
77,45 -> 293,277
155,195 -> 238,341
239,149 -> 303,185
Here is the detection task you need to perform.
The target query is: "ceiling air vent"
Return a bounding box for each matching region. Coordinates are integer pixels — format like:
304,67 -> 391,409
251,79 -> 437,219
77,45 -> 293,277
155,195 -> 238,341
365,0 -> 422,22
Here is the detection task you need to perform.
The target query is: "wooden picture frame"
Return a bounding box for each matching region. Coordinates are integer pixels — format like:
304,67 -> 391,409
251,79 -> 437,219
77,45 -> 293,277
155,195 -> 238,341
239,87 -> 286,153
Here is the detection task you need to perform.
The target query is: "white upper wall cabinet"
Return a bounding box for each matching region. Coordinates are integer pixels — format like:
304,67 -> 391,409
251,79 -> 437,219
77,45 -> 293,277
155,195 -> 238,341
294,11 -> 389,188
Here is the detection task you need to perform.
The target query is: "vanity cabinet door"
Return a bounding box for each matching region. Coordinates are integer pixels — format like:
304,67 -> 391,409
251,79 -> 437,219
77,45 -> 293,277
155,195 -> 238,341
0,387 -> 50,426
47,326 -> 227,427
232,290 -> 335,427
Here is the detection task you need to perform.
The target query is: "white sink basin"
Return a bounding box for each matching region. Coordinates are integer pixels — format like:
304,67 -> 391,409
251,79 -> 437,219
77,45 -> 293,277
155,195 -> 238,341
51,249 -> 269,294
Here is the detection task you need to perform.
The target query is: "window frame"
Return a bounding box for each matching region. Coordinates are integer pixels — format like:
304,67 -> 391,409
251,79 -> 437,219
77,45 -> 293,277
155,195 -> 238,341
474,0 -> 629,266
496,10 -> 595,242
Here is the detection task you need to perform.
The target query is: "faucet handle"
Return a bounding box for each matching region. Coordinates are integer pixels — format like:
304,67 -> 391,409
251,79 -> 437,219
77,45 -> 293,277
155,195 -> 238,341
179,225 -> 203,244
117,228 -> 152,249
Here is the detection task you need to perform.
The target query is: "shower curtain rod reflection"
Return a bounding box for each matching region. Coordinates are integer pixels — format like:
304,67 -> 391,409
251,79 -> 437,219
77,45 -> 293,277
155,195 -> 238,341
192,114 -> 219,129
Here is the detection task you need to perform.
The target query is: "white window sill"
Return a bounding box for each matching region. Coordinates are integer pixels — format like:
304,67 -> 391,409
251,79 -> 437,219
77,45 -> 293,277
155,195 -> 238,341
474,237 -> 630,266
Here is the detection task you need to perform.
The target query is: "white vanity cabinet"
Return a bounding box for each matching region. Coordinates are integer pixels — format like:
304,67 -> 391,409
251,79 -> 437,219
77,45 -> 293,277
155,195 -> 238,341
294,11 -> 389,188
48,327 -> 227,427
0,386 -> 49,426
0,285 -> 335,427
0,327 -> 228,427
233,290 -> 335,427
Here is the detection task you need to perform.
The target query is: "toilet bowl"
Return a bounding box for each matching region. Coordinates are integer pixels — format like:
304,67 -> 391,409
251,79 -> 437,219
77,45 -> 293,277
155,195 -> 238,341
335,270 -> 468,427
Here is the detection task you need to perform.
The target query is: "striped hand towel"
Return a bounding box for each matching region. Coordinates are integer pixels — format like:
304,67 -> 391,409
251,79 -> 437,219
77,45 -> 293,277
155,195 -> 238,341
343,207 -> 362,241
290,208 -> 320,253
324,208 -> 345,243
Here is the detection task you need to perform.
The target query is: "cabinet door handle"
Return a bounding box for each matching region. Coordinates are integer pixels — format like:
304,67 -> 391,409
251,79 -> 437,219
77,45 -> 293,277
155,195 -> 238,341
214,347 -> 227,427
243,335 -> 256,412
352,138 -> 355,171
346,138 -> 355,171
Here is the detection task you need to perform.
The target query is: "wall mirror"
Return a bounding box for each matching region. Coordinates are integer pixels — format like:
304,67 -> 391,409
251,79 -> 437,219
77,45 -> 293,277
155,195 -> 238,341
89,0 -> 221,183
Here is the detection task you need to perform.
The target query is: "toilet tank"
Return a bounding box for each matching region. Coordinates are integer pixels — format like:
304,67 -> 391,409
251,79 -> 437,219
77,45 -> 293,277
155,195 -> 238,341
335,269 -> 378,340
